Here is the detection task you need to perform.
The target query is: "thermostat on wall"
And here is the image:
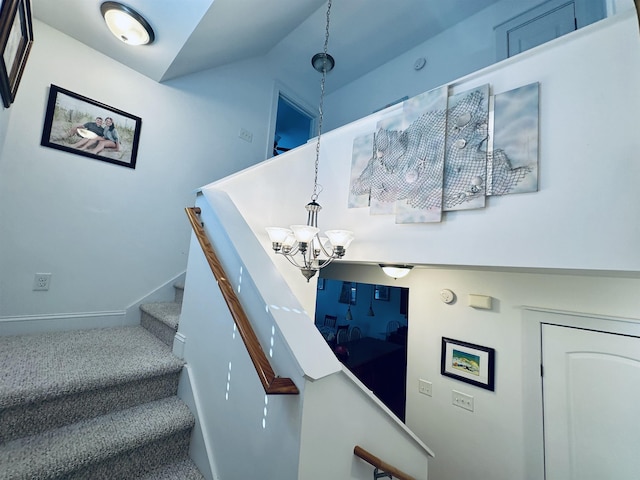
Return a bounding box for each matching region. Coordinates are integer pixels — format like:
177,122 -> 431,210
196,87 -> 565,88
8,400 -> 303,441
440,289 -> 455,304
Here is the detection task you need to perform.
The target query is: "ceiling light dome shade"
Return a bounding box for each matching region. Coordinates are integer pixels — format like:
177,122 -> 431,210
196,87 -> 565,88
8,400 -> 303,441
101,2 -> 155,46
380,264 -> 414,279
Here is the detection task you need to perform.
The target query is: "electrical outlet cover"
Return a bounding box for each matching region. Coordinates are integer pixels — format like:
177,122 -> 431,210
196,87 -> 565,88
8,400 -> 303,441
33,273 -> 51,291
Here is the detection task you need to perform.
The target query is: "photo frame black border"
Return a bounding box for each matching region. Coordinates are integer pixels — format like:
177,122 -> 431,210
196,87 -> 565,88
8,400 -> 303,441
441,337 -> 495,391
40,84 -> 142,169
0,0 -> 34,108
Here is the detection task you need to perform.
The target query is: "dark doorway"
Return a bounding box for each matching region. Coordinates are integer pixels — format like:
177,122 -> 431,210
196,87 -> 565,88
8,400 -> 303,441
273,94 -> 314,157
314,279 -> 409,421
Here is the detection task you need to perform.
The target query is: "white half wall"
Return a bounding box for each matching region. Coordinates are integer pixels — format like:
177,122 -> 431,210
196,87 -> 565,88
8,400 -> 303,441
211,11 -> 640,274
203,11 -> 640,480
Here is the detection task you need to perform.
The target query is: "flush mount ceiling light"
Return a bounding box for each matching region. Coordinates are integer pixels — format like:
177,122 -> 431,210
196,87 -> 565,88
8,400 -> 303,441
380,264 -> 413,279
266,0 -> 354,282
100,2 -> 155,46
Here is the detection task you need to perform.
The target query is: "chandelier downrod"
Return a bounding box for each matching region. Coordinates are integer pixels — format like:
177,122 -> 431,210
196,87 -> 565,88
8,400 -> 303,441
266,0 -> 353,282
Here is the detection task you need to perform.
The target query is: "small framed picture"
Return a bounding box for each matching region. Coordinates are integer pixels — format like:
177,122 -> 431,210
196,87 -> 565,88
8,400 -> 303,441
0,0 -> 34,107
374,285 -> 390,301
40,85 -> 142,169
441,337 -> 495,391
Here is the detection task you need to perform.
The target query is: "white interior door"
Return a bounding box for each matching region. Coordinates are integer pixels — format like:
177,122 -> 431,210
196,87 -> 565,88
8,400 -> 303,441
542,324 -> 640,480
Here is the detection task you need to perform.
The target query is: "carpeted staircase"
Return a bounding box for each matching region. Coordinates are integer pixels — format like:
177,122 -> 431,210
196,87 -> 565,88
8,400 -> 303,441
0,282 -> 206,479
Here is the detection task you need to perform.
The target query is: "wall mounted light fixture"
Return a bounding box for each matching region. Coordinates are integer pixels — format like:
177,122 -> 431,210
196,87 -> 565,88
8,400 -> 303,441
380,264 -> 413,279
100,2 -> 155,46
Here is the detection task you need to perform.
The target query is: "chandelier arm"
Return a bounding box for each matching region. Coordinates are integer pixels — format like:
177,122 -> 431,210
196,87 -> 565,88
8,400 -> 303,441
277,251 -> 310,270
315,239 -> 339,259
314,233 -> 346,259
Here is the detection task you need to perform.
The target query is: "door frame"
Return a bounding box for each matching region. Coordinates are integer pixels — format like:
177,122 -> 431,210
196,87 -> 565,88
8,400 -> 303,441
521,306 -> 640,479
267,81 -> 317,159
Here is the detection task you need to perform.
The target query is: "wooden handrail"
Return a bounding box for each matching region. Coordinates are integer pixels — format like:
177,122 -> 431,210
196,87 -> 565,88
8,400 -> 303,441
354,446 -> 417,480
185,207 -> 299,395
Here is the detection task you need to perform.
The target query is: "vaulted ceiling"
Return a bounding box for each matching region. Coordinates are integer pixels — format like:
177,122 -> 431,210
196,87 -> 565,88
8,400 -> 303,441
31,0 -> 501,91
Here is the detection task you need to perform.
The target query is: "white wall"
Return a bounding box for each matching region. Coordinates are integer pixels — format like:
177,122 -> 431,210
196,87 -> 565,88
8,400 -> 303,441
323,262 -> 640,480
0,108 -> 9,153
323,0 -> 635,131
206,10 -> 640,480
0,21 -> 299,321
213,11 -> 640,274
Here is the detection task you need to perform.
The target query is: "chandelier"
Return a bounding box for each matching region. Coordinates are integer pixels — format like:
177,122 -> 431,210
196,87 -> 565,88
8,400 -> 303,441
266,0 -> 354,282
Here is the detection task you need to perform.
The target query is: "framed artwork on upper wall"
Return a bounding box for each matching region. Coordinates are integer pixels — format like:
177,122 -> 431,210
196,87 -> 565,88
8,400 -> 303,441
0,0 -> 34,108
40,85 -> 142,169
441,337 -> 495,391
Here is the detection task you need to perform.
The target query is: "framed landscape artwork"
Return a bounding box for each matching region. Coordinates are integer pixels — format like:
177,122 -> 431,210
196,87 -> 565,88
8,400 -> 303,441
0,0 -> 34,108
41,85 -> 142,169
441,337 -> 495,391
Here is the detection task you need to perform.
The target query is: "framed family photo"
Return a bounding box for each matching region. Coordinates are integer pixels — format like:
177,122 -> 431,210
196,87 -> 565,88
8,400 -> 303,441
41,84 -> 142,169
0,0 -> 34,108
441,337 -> 495,391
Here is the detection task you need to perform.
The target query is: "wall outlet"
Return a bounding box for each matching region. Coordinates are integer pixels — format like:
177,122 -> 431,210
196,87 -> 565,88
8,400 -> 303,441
238,128 -> 253,143
452,390 -> 474,411
418,379 -> 432,396
33,273 -> 51,291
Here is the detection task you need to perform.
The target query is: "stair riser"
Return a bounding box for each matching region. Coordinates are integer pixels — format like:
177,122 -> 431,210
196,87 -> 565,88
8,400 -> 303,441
141,312 -> 177,347
1,427 -> 193,480
65,428 -> 193,480
0,372 -> 181,444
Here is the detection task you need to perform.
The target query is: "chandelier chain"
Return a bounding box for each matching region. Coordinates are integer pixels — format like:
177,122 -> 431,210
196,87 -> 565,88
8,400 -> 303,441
312,0 -> 332,202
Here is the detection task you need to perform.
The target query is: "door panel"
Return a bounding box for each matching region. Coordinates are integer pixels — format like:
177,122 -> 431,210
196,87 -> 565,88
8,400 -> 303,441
542,324 -> 640,480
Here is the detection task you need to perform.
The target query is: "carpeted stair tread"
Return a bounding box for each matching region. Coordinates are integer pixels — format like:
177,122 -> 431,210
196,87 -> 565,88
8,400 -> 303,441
0,326 -> 184,410
0,396 -> 194,480
134,457 -> 206,480
140,302 -> 181,330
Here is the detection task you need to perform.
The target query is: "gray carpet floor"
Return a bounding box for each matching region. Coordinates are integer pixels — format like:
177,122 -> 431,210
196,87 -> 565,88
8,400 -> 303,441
0,326 -> 184,409
0,324 -> 206,479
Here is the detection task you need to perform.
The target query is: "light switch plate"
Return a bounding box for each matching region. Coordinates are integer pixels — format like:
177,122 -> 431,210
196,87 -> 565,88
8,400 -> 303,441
418,379 -> 432,396
452,390 -> 474,411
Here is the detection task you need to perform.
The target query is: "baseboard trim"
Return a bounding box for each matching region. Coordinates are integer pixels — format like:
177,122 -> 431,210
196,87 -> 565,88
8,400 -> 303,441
0,310 -> 127,336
